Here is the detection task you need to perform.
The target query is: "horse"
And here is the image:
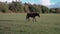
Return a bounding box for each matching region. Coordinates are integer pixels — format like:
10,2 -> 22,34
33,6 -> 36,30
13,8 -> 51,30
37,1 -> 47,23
26,12 -> 40,22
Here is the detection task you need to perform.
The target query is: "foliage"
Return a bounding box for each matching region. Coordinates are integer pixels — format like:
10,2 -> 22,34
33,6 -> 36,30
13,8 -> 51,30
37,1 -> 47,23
50,8 -> 60,13
0,1 -> 60,13
0,2 -> 8,13
8,1 -> 24,13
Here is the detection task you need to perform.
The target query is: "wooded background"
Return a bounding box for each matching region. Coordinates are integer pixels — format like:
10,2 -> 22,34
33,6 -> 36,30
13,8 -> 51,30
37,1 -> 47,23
0,1 -> 60,13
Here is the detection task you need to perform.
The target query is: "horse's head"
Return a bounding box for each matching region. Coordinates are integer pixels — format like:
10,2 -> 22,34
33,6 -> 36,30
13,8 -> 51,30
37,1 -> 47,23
36,13 -> 40,17
38,14 -> 40,17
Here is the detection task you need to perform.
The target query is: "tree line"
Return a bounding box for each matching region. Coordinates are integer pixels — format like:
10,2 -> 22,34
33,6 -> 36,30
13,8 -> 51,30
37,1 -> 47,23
0,1 -> 60,13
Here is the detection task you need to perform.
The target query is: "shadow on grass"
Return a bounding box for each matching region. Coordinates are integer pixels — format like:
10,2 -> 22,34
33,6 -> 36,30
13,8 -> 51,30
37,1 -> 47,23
0,19 -> 38,23
0,20 -> 26,23
0,20 -> 14,21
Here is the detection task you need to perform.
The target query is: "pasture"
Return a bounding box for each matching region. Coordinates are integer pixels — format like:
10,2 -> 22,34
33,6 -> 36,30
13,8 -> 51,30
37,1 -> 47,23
0,13 -> 60,34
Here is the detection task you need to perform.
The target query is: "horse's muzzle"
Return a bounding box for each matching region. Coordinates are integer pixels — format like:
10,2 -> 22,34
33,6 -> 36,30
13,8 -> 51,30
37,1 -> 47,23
39,16 -> 40,17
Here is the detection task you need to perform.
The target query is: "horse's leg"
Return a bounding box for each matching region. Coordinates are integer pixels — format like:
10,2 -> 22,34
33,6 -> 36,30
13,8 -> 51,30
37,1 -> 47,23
26,16 -> 30,22
28,18 -> 30,21
35,18 -> 36,22
26,16 -> 28,22
33,17 -> 36,22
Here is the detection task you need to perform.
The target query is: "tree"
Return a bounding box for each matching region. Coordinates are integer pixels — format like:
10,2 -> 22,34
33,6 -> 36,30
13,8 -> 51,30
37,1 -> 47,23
0,2 -> 8,13
41,5 -> 50,13
9,1 -> 24,13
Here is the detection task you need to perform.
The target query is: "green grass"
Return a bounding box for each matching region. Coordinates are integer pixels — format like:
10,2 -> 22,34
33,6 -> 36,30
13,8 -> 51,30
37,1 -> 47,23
0,13 -> 60,34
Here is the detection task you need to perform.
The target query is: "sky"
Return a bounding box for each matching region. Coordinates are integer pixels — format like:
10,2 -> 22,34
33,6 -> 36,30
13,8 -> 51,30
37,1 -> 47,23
0,0 -> 60,6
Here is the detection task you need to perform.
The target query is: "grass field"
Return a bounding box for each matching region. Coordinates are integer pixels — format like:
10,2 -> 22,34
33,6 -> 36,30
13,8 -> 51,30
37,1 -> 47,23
0,13 -> 60,34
